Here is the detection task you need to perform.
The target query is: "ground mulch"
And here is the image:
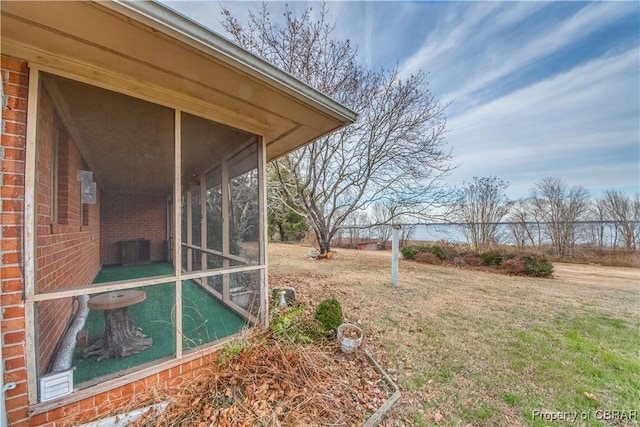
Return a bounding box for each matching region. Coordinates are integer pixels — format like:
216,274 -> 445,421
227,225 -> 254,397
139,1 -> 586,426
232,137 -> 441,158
125,333 -> 393,426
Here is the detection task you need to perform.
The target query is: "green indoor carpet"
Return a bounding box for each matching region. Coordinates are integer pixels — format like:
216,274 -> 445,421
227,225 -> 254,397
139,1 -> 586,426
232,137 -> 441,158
71,264 -> 247,384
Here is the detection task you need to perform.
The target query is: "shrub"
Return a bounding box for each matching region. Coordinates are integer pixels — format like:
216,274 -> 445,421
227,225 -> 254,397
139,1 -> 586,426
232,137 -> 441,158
401,244 -> 457,261
501,258 -> 527,275
434,242 -> 462,261
271,305 -> 325,344
218,336 -> 251,366
400,245 -> 423,260
429,245 -> 447,261
521,253 -> 554,278
480,250 -> 503,267
314,297 -> 343,332
502,252 -> 518,261
458,251 -> 482,267
414,252 -> 441,265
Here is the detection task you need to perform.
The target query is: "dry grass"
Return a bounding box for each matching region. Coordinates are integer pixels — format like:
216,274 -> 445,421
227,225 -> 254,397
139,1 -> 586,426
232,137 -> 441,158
269,243 -> 640,426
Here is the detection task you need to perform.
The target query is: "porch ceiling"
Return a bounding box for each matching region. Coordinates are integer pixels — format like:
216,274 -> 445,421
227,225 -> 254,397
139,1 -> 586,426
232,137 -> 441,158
42,73 -> 254,195
1,0 -> 356,162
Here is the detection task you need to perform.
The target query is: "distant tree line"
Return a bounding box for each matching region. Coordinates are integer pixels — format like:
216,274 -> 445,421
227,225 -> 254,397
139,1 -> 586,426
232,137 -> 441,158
450,176 -> 638,257
331,176 -> 638,258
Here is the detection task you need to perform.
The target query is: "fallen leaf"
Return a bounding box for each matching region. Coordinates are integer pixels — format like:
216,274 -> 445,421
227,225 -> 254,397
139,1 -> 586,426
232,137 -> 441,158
583,391 -> 598,400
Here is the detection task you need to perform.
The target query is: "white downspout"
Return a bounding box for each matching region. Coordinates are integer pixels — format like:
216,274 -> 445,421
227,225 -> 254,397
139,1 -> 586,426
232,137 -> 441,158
1,339 -> 17,427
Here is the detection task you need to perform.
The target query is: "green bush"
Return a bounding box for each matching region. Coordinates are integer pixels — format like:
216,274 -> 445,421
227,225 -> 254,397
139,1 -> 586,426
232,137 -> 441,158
271,305 -> 325,344
314,297 -> 343,332
502,252 -> 518,261
401,244 -> 455,261
480,250 -> 503,266
440,244 -> 462,261
217,336 -> 251,366
400,245 -> 422,260
430,245 -> 447,261
521,253 -> 554,277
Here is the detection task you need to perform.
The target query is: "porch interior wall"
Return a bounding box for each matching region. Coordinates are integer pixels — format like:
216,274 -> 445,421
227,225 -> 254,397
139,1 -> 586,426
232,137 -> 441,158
100,193 -> 168,265
35,87 -> 101,375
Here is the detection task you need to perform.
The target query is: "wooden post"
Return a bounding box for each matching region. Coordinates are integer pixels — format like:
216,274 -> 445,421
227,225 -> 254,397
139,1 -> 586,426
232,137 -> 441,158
221,158 -> 230,302
24,66 -> 40,405
258,137 -> 268,328
186,189 -> 192,271
200,174 -> 207,272
391,224 -> 401,287
174,109 -> 183,358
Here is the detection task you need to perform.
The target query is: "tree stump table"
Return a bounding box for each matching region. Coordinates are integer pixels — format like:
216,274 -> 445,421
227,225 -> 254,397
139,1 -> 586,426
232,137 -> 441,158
82,290 -> 152,361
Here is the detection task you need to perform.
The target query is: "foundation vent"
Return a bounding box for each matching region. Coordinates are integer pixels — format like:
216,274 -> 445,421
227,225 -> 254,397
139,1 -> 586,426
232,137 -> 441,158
38,370 -> 73,402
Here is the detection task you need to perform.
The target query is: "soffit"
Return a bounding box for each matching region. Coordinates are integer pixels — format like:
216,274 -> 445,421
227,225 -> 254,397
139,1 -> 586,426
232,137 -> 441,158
43,73 -> 255,195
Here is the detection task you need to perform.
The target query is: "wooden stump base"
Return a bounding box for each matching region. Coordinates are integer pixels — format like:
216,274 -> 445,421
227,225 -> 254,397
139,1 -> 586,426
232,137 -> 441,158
82,307 -> 152,361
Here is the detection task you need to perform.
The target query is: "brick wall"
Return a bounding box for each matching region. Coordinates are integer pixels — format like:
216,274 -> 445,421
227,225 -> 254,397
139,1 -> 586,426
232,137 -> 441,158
1,54 -> 30,426
28,351 -> 220,426
100,192 -> 168,265
35,86 -> 101,375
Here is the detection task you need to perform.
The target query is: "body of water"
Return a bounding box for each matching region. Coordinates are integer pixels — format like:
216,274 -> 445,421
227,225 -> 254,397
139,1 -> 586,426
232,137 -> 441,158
407,222 -> 636,248
411,223 -> 466,243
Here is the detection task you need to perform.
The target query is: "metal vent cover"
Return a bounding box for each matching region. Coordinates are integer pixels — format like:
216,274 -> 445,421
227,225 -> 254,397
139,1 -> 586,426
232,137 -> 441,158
38,370 -> 73,402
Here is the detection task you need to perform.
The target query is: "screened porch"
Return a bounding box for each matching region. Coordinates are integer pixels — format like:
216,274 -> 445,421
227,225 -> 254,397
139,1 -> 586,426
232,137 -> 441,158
35,71 -> 266,391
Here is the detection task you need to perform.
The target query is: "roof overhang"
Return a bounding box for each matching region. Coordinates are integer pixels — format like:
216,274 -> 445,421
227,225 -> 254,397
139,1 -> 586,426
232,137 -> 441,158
0,0 -> 356,161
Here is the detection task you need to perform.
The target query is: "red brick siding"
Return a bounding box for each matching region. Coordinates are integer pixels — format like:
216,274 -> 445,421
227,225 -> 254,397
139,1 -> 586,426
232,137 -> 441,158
1,54 -> 30,426
100,192 -> 167,265
28,352 -> 220,426
34,87 -> 102,375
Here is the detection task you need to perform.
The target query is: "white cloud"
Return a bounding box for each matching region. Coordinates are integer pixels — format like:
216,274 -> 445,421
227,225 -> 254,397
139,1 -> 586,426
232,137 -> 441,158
446,48 -> 639,198
399,1 -> 637,111
400,2 -> 543,79
447,1 -> 636,102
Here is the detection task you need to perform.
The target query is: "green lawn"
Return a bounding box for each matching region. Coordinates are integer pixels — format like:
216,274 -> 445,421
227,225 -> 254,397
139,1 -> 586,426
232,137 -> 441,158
268,243 -> 640,426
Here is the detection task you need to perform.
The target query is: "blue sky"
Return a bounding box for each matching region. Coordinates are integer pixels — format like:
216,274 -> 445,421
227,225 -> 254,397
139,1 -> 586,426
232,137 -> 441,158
162,0 -> 639,200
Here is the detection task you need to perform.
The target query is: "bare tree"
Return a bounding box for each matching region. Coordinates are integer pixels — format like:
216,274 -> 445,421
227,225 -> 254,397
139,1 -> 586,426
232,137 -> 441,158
530,177 -> 590,258
342,210 -> 370,247
453,176 -> 512,251
588,196 -> 610,248
508,197 -> 545,249
399,223 -> 416,247
370,201 -> 396,250
221,4 -> 453,254
266,164 -> 308,242
230,170 -> 260,242
602,190 -> 639,250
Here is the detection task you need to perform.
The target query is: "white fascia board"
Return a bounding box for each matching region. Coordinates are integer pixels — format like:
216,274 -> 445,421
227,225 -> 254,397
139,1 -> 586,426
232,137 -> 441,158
104,1 -> 357,126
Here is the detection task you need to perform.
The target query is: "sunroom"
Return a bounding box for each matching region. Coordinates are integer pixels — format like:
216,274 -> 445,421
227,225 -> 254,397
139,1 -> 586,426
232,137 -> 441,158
0,0 -> 355,410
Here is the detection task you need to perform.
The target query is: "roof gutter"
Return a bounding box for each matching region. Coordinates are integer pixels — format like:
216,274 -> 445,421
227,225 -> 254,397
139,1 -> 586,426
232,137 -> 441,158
102,1 -> 357,126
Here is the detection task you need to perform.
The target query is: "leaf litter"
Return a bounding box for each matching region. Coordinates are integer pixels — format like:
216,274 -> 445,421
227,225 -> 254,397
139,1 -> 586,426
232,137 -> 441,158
126,334 -> 393,426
